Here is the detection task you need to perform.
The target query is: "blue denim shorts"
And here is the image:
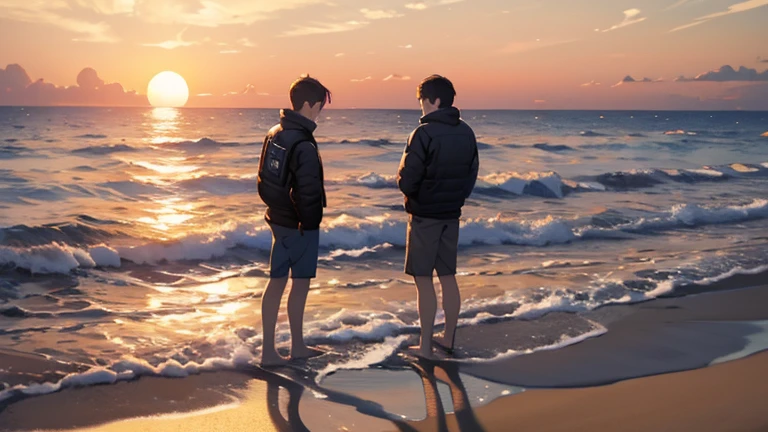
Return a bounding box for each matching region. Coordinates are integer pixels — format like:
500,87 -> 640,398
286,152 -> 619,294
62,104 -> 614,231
268,223 -> 320,279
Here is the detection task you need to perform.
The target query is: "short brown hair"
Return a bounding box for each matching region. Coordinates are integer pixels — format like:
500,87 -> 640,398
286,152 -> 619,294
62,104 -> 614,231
417,75 -> 456,108
290,75 -> 332,111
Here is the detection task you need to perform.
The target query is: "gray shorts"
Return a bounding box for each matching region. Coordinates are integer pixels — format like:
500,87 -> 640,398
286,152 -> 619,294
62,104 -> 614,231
405,215 -> 460,277
268,223 -> 320,279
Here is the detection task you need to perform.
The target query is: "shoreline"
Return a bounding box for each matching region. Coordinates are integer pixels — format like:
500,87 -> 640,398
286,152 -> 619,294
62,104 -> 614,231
2,282 -> 768,430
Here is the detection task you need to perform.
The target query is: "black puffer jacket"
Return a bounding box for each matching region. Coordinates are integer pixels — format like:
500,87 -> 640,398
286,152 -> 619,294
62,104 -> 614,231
257,109 -> 326,230
397,107 -> 479,219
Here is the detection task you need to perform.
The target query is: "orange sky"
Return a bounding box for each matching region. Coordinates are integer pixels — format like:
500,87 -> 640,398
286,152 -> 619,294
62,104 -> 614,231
1,0 -> 767,109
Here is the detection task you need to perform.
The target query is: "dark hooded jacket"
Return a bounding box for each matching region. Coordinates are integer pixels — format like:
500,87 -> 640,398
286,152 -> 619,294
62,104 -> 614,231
397,107 -> 479,219
257,109 -> 326,230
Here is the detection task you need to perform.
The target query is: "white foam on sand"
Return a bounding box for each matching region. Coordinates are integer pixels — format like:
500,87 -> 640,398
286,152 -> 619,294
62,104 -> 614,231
305,309 -> 417,344
469,325 -> 609,363
315,335 -> 410,383
0,347 -> 255,404
693,265 -> 768,286
709,320 -> 768,365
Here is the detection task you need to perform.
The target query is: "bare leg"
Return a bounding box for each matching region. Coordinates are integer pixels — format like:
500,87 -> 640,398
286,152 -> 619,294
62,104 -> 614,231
410,276 -> 437,357
288,278 -> 324,359
436,275 -> 460,350
261,276 -> 289,366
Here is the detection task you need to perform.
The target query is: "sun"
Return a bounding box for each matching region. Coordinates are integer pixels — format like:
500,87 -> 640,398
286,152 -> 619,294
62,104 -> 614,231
147,71 -> 189,108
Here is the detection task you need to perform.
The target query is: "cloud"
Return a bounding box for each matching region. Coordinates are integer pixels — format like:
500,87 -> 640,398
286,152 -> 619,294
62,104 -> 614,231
0,1 -> 119,42
351,76 -> 373,82
581,80 -> 602,87
617,65 -> 768,86
399,44 -> 413,49
685,65 -> 768,82
335,53 -> 345,57
402,0 -> 462,10
360,8 -> 403,19
134,0 -> 331,27
220,50 -> 240,54
0,64 -> 32,92
533,99 -> 546,104
664,0 -> 691,11
0,64 -> 146,106
73,0 -> 135,15
499,39 -> 578,55
238,38 -> 256,47
759,56 -> 768,63
143,28 -> 199,49
603,8 -> 647,32
671,0 -> 768,32
612,75 -> 657,87
281,20 -> 369,37
383,74 -> 411,81
405,3 -> 427,10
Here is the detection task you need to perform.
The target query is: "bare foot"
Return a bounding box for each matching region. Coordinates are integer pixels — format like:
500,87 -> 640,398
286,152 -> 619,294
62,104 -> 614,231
403,344 -> 435,359
291,346 -> 327,360
432,336 -> 454,354
260,350 -> 288,367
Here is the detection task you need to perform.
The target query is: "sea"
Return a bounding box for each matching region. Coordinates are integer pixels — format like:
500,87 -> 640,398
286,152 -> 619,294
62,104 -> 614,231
1,106 -> 767,402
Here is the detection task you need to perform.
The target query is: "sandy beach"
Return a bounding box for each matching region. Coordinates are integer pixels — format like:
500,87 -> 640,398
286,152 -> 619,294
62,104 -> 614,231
2,281 -> 768,432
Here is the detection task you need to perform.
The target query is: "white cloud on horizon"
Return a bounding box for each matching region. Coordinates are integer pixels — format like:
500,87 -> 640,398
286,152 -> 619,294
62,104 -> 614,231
351,76 -> 373,82
612,75 -> 659,87
670,0 -> 768,32
615,65 -> 768,86
602,8 -> 647,32
581,80 -> 602,87
681,65 -> 768,81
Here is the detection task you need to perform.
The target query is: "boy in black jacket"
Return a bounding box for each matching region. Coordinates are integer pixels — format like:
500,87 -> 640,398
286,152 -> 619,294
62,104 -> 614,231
257,76 -> 330,366
397,75 -> 479,358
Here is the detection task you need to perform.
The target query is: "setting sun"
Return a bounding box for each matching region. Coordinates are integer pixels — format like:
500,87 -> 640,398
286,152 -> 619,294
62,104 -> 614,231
147,71 -> 189,108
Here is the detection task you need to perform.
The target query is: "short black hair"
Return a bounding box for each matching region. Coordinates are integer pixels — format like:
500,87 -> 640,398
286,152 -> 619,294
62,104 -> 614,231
417,75 -> 455,108
290,75 -> 332,111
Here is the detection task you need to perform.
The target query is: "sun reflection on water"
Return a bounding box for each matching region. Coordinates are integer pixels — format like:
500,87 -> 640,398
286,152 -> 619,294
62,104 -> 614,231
147,107 -> 180,143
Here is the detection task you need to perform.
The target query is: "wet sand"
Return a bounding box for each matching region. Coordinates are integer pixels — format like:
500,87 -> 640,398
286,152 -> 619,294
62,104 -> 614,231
407,351 -> 768,432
